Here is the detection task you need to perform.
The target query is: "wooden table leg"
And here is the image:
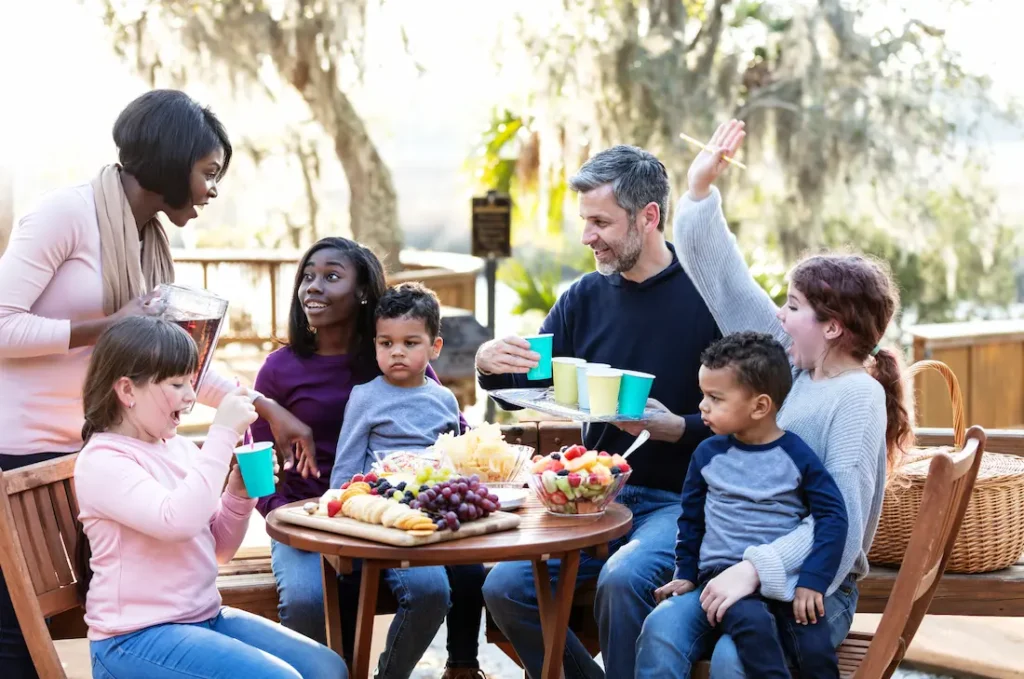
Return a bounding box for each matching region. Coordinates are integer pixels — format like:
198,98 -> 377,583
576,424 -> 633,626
532,560 -> 555,652
533,551 -> 580,679
321,554 -> 345,660
353,562 -> 382,679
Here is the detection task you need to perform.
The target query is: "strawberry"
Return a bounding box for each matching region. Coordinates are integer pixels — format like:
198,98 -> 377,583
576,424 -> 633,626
563,445 -> 586,461
588,473 -> 601,485
340,482 -> 351,490
327,500 -> 342,517
370,488 -> 379,495
598,451 -> 611,458
618,461 -> 632,472
568,472 -> 582,488
364,472 -> 378,483
550,491 -> 568,505
352,474 -> 365,483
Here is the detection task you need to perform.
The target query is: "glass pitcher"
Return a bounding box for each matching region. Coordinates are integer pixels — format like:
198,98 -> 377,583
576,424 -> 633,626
157,283 -> 229,392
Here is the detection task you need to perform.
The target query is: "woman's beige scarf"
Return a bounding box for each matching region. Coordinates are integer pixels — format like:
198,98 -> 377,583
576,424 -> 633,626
91,164 -> 175,315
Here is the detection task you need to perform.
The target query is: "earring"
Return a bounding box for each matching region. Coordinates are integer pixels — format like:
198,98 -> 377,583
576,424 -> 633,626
129,402 -> 135,409
360,298 -> 368,305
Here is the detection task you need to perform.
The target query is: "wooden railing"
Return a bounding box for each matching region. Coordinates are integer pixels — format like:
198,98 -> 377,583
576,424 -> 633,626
171,248 -> 482,347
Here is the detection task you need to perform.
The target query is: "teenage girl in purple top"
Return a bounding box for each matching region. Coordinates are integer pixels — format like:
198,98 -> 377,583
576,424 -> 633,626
250,237 -> 486,678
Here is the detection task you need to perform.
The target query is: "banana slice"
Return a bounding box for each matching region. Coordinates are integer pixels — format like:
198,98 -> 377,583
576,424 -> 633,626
369,499 -> 390,524
382,504 -> 408,528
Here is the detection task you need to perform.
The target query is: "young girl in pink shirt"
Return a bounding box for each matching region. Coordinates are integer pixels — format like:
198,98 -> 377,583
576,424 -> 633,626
75,316 -> 345,679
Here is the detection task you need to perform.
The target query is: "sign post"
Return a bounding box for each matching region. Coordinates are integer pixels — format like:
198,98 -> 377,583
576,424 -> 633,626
471,191 -> 512,422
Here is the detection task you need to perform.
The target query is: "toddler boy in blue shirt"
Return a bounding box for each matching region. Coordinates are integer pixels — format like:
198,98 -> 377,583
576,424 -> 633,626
656,332 -> 849,679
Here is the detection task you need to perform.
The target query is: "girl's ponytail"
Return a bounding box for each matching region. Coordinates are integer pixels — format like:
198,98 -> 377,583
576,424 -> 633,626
869,346 -> 914,473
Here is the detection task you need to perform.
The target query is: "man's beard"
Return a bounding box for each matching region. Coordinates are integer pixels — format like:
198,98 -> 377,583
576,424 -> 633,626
595,218 -> 643,276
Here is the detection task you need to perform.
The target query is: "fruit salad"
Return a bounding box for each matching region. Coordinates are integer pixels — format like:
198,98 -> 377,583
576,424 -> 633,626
527,445 -> 632,516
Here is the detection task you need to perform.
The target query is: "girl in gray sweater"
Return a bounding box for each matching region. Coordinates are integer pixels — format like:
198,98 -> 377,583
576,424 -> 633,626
635,119 -> 913,678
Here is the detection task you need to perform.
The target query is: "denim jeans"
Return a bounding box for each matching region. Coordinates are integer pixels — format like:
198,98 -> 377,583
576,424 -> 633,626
89,606 -> 345,678
716,594 -> 838,679
270,539 -> 484,676
0,451 -> 72,679
635,574 -> 859,679
482,484 -> 682,679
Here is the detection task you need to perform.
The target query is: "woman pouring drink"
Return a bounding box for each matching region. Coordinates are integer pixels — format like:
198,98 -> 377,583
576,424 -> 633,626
0,89 -> 312,678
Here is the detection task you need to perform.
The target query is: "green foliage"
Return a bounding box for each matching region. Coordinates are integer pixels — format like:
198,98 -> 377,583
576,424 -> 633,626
499,257 -> 561,315
467,109 -> 596,314
738,180 -> 1023,325
746,246 -> 789,308
822,183 -> 1021,324
467,110 -> 524,195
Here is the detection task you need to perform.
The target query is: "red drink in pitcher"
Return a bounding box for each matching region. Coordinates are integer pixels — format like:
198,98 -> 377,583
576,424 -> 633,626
158,284 -> 229,392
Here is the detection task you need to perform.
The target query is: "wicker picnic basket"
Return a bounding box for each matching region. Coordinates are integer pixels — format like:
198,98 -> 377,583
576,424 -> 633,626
867,360 -> 1024,573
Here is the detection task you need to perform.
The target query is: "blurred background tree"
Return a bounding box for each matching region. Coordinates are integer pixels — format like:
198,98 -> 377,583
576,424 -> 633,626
471,0 -> 1021,323
94,0 -> 405,270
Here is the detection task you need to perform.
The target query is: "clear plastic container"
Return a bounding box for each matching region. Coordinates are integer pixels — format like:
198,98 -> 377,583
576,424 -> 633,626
157,283 -> 229,392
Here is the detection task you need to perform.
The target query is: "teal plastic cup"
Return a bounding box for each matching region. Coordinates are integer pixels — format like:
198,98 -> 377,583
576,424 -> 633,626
524,334 -> 554,381
618,370 -> 656,417
234,441 -> 276,498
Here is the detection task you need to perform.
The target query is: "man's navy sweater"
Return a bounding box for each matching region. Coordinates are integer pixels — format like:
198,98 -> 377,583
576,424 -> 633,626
478,243 -> 720,493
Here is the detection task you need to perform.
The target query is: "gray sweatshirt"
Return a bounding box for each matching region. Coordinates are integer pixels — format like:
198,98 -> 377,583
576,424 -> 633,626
673,186 -> 888,600
329,376 -> 461,488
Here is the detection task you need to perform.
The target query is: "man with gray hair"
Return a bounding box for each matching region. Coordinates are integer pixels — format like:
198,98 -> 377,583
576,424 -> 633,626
477,145 -> 721,678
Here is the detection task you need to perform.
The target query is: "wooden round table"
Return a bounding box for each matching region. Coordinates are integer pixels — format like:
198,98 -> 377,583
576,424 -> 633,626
266,497 -> 632,679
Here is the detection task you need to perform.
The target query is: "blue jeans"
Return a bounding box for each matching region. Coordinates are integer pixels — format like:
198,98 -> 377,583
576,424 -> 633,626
716,594 -> 837,679
89,606 -> 345,678
270,540 -> 484,676
635,574 -> 859,679
482,485 -> 681,679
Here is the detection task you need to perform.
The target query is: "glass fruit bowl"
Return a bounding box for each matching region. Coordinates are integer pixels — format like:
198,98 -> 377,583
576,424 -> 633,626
527,466 -> 631,517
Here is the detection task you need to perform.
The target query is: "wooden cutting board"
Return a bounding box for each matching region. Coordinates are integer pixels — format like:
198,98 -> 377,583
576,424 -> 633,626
276,507 -> 521,547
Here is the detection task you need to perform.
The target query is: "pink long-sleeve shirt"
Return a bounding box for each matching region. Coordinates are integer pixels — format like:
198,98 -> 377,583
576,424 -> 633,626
75,424 -> 255,640
0,183 -> 231,456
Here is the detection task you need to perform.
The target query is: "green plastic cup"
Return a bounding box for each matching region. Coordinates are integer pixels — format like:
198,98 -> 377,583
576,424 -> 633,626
587,368 -> 623,417
618,371 -> 656,417
525,334 -> 554,381
552,357 -> 586,405
234,441 -> 276,498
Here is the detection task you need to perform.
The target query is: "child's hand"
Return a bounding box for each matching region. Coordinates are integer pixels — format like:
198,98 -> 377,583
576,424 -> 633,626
654,579 -> 695,603
793,586 -> 824,625
213,386 -> 258,437
226,456 -> 280,500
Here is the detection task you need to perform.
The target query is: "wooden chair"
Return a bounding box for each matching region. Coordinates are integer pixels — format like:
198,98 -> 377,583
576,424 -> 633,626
839,426 -> 987,677
693,425 -> 988,678
0,454 -> 91,678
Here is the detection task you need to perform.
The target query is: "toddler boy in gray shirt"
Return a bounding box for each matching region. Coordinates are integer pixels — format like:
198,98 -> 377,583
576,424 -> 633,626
655,332 -> 848,679
330,282 -> 461,487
